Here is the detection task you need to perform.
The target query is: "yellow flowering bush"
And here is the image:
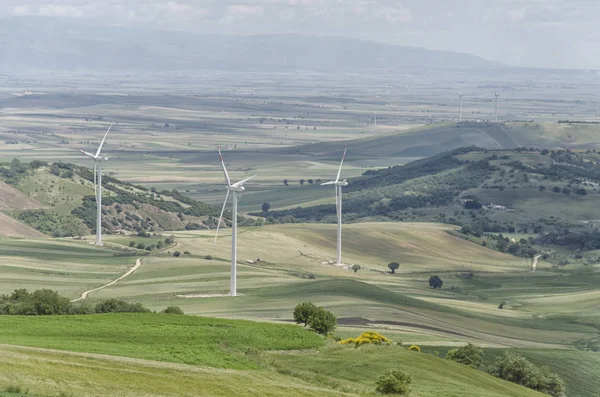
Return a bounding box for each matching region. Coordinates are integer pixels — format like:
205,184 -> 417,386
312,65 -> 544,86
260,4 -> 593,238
340,331 -> 391,347
408,345 -> 421,352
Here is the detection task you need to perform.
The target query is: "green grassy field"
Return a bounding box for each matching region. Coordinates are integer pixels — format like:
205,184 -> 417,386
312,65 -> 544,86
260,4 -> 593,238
0,315 -> 547,397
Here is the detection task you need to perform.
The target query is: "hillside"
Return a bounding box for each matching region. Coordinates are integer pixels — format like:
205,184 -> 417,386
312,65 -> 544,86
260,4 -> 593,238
0,17 -> 500,72
0,159 -> 227,238
0,314 -> 546,397
264,147 -> 600,258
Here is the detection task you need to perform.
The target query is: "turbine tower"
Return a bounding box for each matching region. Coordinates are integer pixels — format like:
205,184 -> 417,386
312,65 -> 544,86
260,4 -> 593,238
80,124 -> 113,246
494,92 -> 500,122
321,148 -> 348,265
373,112 -> 377,128
459,92 -> 464,122
215,147 -> 256,296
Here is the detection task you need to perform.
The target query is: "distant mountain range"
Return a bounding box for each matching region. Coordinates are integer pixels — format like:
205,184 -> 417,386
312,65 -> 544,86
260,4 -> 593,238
0,16 -> 502,72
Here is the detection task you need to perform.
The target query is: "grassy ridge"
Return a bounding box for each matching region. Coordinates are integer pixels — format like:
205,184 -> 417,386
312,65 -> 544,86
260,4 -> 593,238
0,314 -> 323,370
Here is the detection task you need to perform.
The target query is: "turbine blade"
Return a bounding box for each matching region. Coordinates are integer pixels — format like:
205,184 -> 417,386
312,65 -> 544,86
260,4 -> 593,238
80,150 -> 96,159
95,123 -> 113,157
218,146 -> 232,186
334,147 -> 347,183
214,189 -> 230,244
232,175 -> 257,188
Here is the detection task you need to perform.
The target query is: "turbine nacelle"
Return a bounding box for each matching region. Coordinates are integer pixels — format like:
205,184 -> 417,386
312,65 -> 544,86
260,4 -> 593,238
227,185 -> 245,193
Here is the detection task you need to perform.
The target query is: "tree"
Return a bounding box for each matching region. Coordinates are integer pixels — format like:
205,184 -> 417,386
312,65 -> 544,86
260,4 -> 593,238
429,275 -> 443,289
307,179 -> 314,184
283,179 -> 289,186
299,179 -> 305,185
488,352 -> 564,397
539,185 -> 546,192
173,251 -> 181,257
464,199 -> 482,210
352,264 -> 361,273
446,344 -> 484,367
387,262 -> 400,274
375,369 -> 412,395
129,241 -> 136,247
552,186 -> 561,193
261,202 -> 271,213
293,302 -> 317,326
307,307 -> 337,335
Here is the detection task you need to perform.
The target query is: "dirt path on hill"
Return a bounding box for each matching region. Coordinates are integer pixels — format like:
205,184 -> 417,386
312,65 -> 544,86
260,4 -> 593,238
531,254 -> 542,272
71,258 -> 142,302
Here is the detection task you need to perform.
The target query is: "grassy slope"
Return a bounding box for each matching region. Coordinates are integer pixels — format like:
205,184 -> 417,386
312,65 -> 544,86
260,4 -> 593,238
0,315 -> 545,397
264,344 -> 545,397
0,314 -> 323,369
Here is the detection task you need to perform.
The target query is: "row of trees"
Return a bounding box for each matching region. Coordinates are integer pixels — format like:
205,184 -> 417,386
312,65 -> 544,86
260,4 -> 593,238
282,179 -> 322,186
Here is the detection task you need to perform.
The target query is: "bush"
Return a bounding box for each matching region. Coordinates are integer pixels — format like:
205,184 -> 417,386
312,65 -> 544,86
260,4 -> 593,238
205,255 -> 213,260
446,344 -> 483,367
388,262 -> 400,274
340,331 -> 391,347
173,251 -> 181,257
408,345 -> 421,352
428,275 -> 443,289
94,299 -> 150,313
351,264 -> 361,273
307,307 -> 337,335
183,251 -> 191,255
129,241 -> 136,247
293,302 -> 317,326
488,352 -> 565,396
375,369 -> 412,395
161,306 -> 184,314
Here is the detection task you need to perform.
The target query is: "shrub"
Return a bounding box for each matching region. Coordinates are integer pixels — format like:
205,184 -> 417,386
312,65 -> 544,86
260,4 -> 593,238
488,352 -> 565,396
161,306 -> 184,314
351,264 -> 361,273
408,345 -> 421,352
173,251 -> 181,257
428,275 -> 443,289
183,251 -> 191,255
205,255 -> 213,260
129,241 -> 136,247
307,307 -> 337,335
446,344 -> 484,367
94,299 -> 150,313
388,262 -> 400,274
340,331 -> 391,347
136,243 -> 146,250
293,302 -> 317,326
375,369 -> 412,395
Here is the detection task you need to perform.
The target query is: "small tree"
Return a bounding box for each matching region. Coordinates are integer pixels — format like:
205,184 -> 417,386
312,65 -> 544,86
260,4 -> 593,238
388,262 -> 400,274
283,179 -> 289,186
299,179 -> 305,185
446,344 -> 483,367
375,369 -> 412,395
352,264 -> 361,273
173,251 -> 181,257
129,241 -> 136,247
261,202 -> 271,213
429,275 -> 443,289
293,302 -> 317,326
308,307 -> 337,335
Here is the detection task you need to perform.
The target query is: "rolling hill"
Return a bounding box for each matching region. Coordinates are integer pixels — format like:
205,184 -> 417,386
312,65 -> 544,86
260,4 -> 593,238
263,146 -> 600,259
0,159 -> 227,238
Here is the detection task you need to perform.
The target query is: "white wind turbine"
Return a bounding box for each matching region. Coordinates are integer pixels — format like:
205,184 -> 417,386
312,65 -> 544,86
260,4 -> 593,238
321,148 -> 347,265
80,124 -> 113,246
459,91 -> 464,122
214,146 -> 256,296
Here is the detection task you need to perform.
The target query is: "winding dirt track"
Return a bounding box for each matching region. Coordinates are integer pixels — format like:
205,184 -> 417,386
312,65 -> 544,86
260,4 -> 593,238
71,258 -> 142,302
531,254 -> 542,271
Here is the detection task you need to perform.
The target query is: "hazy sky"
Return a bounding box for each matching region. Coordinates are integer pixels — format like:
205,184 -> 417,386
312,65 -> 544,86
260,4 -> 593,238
1,0 -> 599,69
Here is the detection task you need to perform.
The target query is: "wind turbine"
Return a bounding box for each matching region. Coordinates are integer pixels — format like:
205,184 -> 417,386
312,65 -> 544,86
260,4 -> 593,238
321,148 -> 347,265
80,124 -> 113,246
214,146 -> 256,296
459,92 -> 464,122
373,112 -> 377,128
494,92 -> 500,122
